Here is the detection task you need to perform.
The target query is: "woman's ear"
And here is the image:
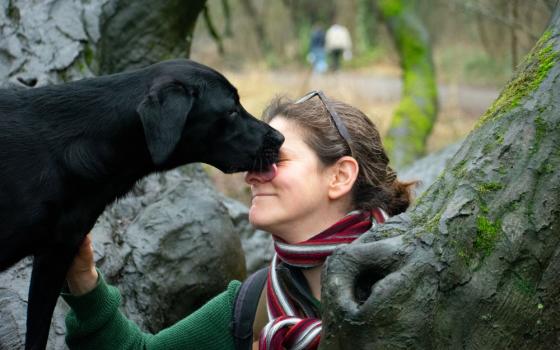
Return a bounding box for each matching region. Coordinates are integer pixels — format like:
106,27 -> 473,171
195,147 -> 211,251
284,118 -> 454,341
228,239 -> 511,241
327,156 -> 359,200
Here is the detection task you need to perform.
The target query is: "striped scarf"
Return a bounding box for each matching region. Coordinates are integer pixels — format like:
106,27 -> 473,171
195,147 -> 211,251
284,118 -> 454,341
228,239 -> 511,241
259,208 -> 388,350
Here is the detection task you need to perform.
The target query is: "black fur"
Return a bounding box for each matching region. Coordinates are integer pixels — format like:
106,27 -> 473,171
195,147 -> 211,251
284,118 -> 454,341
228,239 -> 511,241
0,59 -> 284,350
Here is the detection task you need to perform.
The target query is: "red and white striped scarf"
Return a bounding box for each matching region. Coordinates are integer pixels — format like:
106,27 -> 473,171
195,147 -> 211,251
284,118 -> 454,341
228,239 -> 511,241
258,208 -> 388,350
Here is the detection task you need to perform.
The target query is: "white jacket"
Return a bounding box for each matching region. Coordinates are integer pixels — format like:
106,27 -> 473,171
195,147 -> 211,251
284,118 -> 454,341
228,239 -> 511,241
325,24 -> 352,52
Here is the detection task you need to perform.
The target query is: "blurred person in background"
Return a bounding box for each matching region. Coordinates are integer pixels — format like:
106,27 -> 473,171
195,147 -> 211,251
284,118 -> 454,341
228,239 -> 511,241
325,23 -> 352,71
307,24 -> 328,74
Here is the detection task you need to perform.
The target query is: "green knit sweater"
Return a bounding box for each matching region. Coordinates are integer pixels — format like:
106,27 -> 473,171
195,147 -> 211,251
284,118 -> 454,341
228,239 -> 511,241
62,272 -> 241,349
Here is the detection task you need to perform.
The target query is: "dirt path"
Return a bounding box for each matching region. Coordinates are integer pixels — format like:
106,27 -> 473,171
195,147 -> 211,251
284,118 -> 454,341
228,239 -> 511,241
237,69 -> 498,117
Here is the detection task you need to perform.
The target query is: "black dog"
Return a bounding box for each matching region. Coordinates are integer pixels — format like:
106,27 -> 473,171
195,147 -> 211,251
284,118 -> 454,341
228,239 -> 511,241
0,59 -> 284,350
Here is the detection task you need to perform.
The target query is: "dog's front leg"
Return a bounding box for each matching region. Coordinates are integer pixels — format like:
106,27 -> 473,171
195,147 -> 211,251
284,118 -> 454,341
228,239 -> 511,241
25,238 -> 83,350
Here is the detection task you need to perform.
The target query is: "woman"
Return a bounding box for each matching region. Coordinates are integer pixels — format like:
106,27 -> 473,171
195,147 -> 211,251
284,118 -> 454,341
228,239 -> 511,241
64,91 -> 414,349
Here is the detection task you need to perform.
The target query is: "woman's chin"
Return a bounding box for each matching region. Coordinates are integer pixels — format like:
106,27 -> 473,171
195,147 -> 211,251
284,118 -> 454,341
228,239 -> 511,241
248,210 -> 274,232
248,209 -> 263,227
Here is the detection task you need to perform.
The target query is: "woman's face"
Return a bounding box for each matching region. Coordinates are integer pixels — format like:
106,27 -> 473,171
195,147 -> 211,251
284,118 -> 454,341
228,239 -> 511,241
245,117 -> 333,243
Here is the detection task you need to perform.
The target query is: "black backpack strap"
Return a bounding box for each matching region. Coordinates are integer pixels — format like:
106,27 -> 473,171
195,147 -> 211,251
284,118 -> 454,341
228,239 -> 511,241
232,267 -> 269,350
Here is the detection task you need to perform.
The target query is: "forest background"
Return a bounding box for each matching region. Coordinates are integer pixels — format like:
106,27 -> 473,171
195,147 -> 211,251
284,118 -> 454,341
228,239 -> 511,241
190,0 -> 554,204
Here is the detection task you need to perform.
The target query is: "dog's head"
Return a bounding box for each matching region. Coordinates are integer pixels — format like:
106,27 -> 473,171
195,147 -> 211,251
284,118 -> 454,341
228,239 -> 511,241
136,59 -> 284,173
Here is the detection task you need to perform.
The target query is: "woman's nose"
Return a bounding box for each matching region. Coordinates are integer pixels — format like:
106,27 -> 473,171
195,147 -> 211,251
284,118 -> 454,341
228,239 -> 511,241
245,164 -> 277,184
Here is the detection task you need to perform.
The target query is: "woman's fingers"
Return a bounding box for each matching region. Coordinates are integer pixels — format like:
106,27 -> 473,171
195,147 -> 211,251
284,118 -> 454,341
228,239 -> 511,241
67,233 -> 99,295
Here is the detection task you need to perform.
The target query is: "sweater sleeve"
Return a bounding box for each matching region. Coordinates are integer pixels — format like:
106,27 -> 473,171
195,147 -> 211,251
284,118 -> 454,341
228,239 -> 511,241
62,271 -> 241,350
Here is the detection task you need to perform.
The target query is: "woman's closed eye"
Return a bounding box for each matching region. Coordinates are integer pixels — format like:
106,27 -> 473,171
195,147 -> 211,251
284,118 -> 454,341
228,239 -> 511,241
275,156 -> 291,165
277,149 -> 291,160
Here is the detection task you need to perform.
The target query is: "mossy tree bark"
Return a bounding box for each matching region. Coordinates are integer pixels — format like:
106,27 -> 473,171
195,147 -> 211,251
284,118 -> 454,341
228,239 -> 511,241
376,0 -> 438,170
356,0 -> 377,54
320,5 -> 560,350
97,0 -> 207,74
0,0 -> 206,87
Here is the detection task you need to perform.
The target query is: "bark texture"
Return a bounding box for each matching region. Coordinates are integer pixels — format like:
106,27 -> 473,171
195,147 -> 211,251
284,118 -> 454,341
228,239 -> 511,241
320,6 -> 560,350
377,0 -> 438,169
0,0 -> 206,86
97,0 -> 206,74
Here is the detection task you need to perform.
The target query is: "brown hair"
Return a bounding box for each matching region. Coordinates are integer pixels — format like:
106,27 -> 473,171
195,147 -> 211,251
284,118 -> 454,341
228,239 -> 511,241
262,95 -> 415,216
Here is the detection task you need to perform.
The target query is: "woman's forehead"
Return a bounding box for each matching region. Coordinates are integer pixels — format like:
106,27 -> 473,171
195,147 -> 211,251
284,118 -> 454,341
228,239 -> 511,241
272,121 -> 301,141
270,116 -> 298,131
273,116 -> 311,137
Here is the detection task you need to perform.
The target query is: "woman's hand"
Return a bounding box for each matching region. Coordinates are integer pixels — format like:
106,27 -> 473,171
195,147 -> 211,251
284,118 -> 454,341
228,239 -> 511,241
66,233 -> 98,296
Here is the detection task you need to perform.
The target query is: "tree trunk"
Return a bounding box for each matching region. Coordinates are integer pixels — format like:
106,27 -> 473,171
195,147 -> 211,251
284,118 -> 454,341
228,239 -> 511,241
356,0 -> 377,55
97,0 -> 206,74
320,4 -> 560,350
376,0 -> 438,170
510,0 -> 519,69
0,0 -> 206,86
239,0 -> 272,60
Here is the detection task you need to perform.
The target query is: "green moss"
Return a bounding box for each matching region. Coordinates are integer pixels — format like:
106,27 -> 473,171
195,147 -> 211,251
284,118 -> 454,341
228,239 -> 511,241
477,182 -> 504,193
474,216 -> 501,256
482,141 -> 493,155
77,59 -> 86,73
514,273 -> 537,296
451,159 -> 468,179
385,96 -> 426,165
476,30 -> 558,128
534,115 -> 547,144
378,0 -> 404,17
496,133 -> 504,145
456,239 -> 472,264
452,238 -> 474,265
538,162 -> 554,175
482,128 -> 505,154
531,44 -> 557,89
84,44 -> 94,66
385,86 -> 436,166
409,211 -> 424,225
401,39 -> 428,72
504,200 -> 521,214
397,95 -> 433,132
457,248 -> 469,260
7,0 -> 20,21
530,114 -> 548,155
382,0 -> 437,168
424,211 -> 443,233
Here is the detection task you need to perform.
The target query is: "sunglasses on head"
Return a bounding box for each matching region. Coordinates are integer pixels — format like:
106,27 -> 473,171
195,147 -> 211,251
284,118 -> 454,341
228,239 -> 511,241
294,90 -> 354,157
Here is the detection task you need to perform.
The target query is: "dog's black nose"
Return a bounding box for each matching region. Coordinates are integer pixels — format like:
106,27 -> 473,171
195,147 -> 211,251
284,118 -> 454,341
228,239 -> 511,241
267,129 -> 285,148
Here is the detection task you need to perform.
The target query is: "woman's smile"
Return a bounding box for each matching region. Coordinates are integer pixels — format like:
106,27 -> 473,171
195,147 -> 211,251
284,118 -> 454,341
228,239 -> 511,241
251,193 -> 276,200
245,117 -> 337,242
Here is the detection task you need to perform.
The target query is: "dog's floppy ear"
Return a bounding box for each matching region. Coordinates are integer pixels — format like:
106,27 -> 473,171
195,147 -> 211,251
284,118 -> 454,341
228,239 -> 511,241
137,81 -> 194,166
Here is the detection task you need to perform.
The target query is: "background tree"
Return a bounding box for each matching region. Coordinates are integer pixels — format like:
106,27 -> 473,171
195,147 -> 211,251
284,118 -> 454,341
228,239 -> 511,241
355,0 -> 378,55
0,0 -> 206,86
376,0 -> 438,170
239,0 -> 273,60
320,4 -> 560,349
96,0 -> 206,74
